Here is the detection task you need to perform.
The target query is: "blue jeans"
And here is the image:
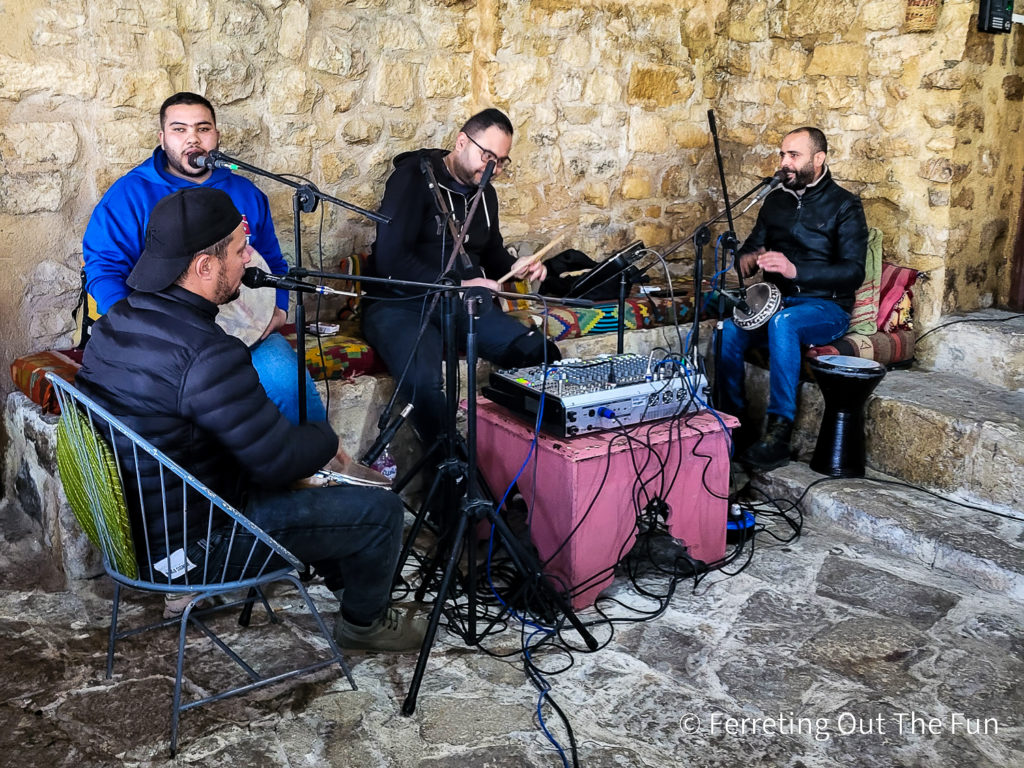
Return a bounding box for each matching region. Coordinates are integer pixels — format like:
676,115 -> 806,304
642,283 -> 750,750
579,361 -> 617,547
250,332 -> 327,424
245,484 -> 404,625
362,292 -> 555,445
718,297 -> 850,422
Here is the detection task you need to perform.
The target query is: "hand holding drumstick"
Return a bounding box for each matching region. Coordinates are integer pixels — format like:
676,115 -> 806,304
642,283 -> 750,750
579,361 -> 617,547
496,232 -> 568,284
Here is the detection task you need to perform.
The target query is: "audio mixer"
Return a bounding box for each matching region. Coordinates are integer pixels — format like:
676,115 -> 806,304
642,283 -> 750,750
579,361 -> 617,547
482,353 -> 708,437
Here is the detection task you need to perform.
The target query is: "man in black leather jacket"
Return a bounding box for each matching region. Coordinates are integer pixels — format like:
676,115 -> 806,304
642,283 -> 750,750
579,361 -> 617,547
361,109 -> 558,447
77,187 -> 425,652
717,127 -> 868,470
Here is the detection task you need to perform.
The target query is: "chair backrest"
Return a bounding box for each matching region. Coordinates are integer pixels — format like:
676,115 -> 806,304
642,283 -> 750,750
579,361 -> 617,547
47,373 -> 302,591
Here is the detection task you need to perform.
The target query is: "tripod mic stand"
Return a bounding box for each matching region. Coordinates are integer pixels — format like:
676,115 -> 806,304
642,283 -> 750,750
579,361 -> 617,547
399,288 -> 598,716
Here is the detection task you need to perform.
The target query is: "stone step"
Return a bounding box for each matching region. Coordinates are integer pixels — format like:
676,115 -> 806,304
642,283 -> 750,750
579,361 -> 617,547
915,309 -> 1024,391
866,369 -> 1024,512
751,462 -> 1024,603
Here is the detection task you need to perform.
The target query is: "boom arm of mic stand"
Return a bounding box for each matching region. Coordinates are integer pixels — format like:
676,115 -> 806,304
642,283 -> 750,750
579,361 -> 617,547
659,175 -> 773,262
208,150 -> 390,225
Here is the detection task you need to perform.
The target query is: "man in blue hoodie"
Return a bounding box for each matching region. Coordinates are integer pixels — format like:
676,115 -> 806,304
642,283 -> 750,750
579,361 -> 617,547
82,92 -> 325,425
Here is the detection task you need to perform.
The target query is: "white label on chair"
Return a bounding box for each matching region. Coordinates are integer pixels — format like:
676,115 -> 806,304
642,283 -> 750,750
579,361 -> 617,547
153,548 -> 197,579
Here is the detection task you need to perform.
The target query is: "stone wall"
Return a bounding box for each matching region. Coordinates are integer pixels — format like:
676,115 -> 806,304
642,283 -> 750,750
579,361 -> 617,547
1,1 -> 1021,409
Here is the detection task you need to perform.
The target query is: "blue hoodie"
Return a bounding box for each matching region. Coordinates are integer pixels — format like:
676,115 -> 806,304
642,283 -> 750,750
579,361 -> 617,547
82,147 -> 289,314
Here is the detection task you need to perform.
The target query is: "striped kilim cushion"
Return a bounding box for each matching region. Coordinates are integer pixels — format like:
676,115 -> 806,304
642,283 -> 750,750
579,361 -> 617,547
10,349 -> 83,414
805,328 -> 916,367
525,299 -> 655,341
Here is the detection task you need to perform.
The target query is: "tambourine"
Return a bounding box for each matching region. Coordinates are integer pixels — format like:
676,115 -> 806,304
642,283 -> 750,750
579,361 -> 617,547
733,282 -> 782,331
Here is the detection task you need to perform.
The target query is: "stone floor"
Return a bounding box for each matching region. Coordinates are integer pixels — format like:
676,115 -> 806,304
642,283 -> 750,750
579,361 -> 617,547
1,485 -> 1022,768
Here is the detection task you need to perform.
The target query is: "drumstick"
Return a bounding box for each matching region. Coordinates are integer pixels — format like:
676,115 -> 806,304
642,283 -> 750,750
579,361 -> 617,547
497,232 -> 568,284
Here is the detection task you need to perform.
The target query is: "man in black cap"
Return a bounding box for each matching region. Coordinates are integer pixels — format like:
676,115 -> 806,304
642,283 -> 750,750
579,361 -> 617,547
77,187 -> 426,652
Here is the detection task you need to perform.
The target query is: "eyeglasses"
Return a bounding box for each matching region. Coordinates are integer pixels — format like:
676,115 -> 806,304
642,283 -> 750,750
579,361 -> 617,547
465,133 -> 512,171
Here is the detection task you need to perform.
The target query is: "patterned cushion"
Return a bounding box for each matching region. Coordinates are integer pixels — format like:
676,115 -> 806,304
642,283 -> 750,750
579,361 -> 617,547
523,299 -> 656,342
496,279 -> 534,312
847,227 -> 883,335
280,324 -> 383,380
877,263 -> 918,331
806,328 -> 916,367
10,349 -> 83,414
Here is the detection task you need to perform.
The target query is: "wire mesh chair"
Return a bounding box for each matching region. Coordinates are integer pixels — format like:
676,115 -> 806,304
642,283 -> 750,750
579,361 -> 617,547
47,373 -> 356,755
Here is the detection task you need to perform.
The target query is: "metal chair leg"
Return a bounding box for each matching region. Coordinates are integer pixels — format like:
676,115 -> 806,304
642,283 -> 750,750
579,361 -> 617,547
106,582 -> 121,679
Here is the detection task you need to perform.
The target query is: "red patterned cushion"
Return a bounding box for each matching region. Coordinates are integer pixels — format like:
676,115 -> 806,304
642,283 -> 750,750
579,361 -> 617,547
10,349 -> 83,414
877,263 -> 918,331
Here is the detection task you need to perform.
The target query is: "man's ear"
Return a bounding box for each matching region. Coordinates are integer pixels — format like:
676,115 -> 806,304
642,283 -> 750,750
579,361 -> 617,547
192,253 -> 217,281
814,150 -> 827,170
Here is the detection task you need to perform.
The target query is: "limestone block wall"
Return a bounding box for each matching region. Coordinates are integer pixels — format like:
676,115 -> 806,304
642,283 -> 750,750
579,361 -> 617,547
1,0 -> 1021,435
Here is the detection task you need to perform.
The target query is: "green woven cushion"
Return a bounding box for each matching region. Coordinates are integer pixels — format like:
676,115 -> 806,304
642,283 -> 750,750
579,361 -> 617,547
847,227 -> 883,336
56,408 -> 138,579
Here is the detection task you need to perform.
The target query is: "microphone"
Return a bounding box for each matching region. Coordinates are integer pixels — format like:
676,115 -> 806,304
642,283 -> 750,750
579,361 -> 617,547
750,171 -> 785,205
478,159 -> 496,189
242,267 -> 326,294
188,153 -> 238,171
359,403 -> 414,466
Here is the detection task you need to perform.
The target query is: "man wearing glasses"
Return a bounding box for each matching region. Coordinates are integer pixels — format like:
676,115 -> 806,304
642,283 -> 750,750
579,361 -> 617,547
362,108 -> 558,448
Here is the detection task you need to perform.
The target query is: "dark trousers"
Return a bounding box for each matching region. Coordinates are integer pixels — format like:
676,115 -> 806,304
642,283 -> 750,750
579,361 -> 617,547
362,292 -> 556,446
245,485 -> 404,625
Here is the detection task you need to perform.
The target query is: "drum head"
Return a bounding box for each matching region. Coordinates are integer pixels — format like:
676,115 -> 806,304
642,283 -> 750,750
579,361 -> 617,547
216,247 -> 275,347
814,354 -> 884,373
733,282 -> 782,330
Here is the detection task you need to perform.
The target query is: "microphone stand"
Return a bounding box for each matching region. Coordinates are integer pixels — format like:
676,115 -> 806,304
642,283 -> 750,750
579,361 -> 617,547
208,149 -> 390,424
706,111 -> 751,418
276,265 -> 598,715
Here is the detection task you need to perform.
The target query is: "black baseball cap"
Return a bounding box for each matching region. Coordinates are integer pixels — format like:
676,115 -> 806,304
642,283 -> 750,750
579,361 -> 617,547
127,187 -> 243,293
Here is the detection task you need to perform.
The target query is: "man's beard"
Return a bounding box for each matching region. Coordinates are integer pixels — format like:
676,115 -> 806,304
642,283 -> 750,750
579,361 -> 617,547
782,162 -> 817,190
166,152 -> 207,179
215,271 -> 241,305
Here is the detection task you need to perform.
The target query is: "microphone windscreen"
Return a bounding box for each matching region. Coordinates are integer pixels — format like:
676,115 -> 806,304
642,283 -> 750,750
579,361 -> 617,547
242,267 -> 263,288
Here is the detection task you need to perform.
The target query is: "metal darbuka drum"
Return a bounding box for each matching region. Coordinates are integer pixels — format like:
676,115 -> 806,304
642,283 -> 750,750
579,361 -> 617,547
808,354 -> 886,478
733,282 -> 782,330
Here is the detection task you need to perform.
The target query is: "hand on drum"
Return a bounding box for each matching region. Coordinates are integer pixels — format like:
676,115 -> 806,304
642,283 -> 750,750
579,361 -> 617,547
293,446 -> 392,489
756,250 -> 797,280
739,250 -> 762,278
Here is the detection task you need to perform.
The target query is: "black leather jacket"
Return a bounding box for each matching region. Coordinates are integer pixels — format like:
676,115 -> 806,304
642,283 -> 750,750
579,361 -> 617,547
738,168 -> 867,312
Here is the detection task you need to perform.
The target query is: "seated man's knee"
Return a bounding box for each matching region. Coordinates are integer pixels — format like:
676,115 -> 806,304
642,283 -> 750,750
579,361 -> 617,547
495,329 -> 560,369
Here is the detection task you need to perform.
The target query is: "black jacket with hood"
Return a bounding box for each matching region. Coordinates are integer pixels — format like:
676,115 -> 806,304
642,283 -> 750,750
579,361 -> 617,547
367,148 -> 515,296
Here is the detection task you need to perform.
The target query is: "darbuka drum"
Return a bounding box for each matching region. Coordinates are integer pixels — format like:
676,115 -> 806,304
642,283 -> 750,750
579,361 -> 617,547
732,282 -> 782,330
808,354 -> 886,478
216,247 -> 275,348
